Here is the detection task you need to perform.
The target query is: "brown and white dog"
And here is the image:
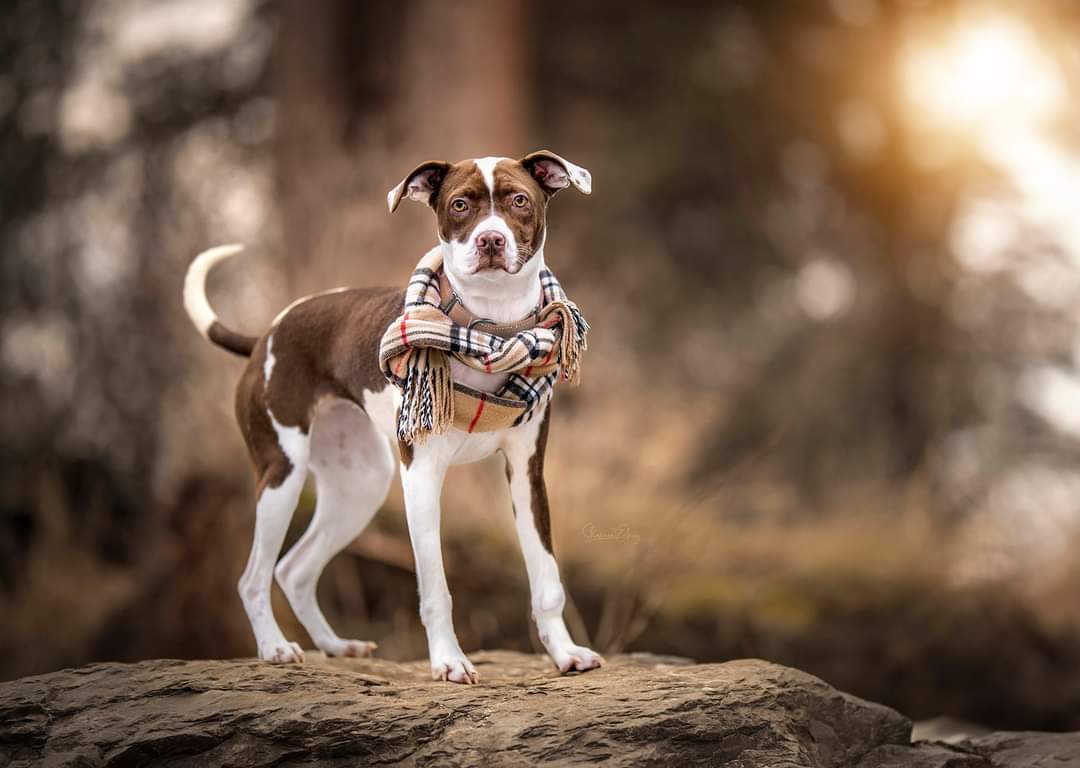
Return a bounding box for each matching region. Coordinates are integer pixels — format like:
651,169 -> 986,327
183,152 -> 602,683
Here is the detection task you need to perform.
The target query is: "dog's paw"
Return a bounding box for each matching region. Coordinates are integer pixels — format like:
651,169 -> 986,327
551,644 -> 605,675
259,640 -> 306,664
321,639 -> 377,658
430,651 -> 480,684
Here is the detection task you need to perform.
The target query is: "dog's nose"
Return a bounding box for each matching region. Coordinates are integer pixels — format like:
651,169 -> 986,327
476,231 -> 506,255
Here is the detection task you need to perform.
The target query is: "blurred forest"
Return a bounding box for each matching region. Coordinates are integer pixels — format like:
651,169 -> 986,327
4,0 -> 1080,730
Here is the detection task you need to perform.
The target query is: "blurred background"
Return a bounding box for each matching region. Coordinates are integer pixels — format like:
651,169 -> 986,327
3,0 -> 1080,731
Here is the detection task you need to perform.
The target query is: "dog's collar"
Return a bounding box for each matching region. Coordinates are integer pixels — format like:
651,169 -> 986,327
437,269 -> 543,339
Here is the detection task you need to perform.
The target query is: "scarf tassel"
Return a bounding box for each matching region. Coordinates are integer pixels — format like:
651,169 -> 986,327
396,350 -> 454,444
557,304 -> 590,385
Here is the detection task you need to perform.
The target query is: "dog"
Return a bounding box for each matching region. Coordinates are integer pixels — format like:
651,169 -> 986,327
183,152 -> 603,683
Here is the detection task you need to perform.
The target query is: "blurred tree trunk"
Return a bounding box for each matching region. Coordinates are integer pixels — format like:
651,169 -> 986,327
273,0 -> 352,286
273,0 -> 526,295
393,0 -> 526,156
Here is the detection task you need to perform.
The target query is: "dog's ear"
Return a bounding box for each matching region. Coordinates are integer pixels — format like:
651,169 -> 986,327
387,160 -> 451,213
520,150 -> 592,196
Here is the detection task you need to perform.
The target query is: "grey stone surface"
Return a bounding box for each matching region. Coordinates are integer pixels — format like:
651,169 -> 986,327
0,650 -> 1076,767
858,731 -> 1080,768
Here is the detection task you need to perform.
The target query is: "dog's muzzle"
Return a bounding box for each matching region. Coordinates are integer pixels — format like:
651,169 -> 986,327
474,230 -> 510,271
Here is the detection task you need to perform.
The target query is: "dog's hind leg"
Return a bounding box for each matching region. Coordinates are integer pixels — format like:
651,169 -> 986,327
275,398 -> 395,657
238,421 -> 310,664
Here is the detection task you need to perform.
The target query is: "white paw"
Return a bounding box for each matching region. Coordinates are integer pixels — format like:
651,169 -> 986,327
259,640 -> 306,664
320,638 -> 378,658
551,644 -> 605,675
430,650 -> 479,684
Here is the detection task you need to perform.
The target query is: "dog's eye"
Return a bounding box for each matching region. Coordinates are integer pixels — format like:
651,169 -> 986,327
451,198 -> 469,213
512,194 -> 529,208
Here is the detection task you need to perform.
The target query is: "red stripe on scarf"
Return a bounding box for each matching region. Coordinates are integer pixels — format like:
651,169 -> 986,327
467,394 -> 486,433
393,311 -> 410,377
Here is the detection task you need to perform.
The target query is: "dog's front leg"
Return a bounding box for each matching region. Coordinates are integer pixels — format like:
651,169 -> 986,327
504,407 -> 605,674
400,450 -> 479,684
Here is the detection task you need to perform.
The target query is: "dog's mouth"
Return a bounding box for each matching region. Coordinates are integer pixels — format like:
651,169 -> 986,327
475,257 -> 504,272
471,254 -> 520,275
472,243 -> 532,275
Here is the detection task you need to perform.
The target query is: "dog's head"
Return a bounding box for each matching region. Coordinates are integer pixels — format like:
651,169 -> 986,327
387,152 -> 591,285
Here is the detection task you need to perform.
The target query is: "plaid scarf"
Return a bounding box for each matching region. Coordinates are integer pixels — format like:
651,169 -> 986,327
379,248 -> 588,444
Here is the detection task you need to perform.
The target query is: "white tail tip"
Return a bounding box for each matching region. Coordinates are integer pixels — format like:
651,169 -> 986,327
183,243 -> 244,336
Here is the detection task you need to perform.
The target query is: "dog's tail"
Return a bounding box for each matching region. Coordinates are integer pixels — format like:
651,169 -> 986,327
183,244 -> 257,358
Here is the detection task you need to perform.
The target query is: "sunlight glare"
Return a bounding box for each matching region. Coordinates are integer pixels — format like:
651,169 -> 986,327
902,16 -> 1064,132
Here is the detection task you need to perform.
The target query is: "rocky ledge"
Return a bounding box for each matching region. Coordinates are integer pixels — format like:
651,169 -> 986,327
0,651 -> 1075,767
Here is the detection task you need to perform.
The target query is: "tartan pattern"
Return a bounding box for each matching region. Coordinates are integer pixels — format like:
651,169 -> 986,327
379,248 -> 588,443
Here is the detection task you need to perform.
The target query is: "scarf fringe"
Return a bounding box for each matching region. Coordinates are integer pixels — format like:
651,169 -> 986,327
396,349 -> 454,444
559,303 -> 590,385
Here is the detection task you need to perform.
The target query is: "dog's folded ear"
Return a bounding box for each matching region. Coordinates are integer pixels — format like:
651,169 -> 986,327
520,151 -> 592,196
387,161 -> 452,213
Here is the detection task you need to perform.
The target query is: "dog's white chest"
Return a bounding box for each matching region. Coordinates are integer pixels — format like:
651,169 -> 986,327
450,359 -> 509,394
360,383 -> 506,466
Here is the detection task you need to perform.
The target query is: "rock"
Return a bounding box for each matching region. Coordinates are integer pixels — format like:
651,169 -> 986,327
0,650 -> 1075,767
858,731 -> 1080,768
0,651 -> 909,767
958,731 -> 1080,767
858,741 -> 989,768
